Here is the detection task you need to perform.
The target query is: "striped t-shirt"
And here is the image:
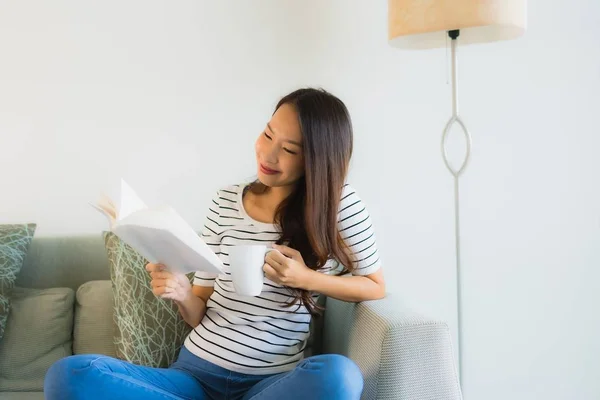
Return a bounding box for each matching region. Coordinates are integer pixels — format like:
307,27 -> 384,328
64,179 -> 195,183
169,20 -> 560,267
183,182 -> 381,375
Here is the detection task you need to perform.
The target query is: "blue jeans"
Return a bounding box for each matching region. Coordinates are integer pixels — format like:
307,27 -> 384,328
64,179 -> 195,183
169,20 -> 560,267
44,346 -> 363,400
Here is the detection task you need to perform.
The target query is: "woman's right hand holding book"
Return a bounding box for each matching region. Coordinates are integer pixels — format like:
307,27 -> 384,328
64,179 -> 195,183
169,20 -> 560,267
146,263 -> 192,304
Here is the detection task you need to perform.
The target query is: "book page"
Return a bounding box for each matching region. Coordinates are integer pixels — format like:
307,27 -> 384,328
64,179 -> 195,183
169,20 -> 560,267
89,194 -> 118,228
116,205 -> 224,274
93,179 -> 224,275
118,179 -> 148,221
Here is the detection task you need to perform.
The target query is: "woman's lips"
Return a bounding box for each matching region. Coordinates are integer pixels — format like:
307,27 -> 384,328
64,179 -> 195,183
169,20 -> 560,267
260,164 -> 280,175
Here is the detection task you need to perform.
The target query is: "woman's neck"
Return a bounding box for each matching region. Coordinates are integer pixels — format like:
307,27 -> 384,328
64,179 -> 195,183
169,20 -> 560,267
245,182 -> 296,224
260,184 -> 295,209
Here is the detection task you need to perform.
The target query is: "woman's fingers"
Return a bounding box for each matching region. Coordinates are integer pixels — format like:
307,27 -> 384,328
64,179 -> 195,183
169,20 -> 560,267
150,271 -> 173,280
164,279 -> 179,289
145,262 -> 166,273
263,263 -> 280,284
147,265 -> 190,301
151,277 -> 180,291
152,283 -> 179,293
272,244 -> 301,261
160,292 -> 176,300
265,252 -> 284,270
145,263 -> 157,272
153,286 -> 179,299
160,290 -> 184,301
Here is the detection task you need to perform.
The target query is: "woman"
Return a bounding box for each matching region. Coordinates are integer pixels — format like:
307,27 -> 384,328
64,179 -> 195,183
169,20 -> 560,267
45,88 -> 386,400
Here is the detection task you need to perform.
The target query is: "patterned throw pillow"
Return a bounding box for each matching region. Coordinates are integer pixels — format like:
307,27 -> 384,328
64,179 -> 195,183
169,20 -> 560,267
0,223 -> 36,341
103,231 -> 192,368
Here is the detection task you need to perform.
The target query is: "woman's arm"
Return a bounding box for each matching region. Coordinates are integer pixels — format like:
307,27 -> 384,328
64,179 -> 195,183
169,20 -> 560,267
171,189 -> 221,326
147,262 -> 215,328
175,286 -> 214,327
264,245 -> 386,302
304,268 -> 385,302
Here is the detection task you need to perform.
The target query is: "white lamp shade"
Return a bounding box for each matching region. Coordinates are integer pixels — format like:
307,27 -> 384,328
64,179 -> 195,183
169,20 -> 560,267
389,0 -> 527,49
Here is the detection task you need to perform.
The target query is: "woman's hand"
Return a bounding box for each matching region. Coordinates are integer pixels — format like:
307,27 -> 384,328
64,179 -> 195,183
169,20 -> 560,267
145,263 -> 192,303
263,244 -> 315,289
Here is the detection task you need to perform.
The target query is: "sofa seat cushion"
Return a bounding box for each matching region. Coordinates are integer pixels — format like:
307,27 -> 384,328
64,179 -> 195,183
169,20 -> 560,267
0,287 -> 74,392
0,392 -> 44,400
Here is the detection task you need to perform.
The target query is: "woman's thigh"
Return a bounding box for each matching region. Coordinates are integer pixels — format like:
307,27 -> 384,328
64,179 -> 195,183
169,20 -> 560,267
242,354 -> 363,400
44,354 -> 206,400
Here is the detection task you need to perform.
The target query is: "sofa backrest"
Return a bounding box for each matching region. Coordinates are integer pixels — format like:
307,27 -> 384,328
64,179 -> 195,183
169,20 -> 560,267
16,235 -> 110,290
13,234 -> 325,356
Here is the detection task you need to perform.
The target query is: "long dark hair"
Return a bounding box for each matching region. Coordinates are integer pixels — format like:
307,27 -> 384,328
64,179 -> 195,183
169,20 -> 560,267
249,88 -> 355,315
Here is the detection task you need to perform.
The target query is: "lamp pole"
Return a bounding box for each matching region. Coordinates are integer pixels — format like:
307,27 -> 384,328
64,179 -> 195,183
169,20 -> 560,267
441,29 -> 472,388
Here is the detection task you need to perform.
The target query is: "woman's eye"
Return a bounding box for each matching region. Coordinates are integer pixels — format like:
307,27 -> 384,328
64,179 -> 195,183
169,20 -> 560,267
264,132 -> 272,140
284,148 -> 297,155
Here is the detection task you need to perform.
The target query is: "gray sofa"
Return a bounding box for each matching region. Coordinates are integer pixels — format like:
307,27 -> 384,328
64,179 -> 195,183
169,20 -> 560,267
0,235 -> 462,400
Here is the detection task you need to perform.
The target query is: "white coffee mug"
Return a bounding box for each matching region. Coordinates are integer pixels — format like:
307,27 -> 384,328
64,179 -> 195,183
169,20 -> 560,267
228,245 -> 277,296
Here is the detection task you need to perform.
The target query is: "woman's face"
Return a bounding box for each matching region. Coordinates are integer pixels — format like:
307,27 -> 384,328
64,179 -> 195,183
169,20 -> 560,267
255,103 -> 305,188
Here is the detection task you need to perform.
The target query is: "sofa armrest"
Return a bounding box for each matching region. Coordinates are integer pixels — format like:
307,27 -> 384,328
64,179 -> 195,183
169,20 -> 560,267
322,295 -> 462,400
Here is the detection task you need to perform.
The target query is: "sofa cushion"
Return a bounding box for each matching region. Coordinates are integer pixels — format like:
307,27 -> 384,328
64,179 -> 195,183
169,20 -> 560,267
0,224 -> 36,341
103,232 -> 191,368
0,392 -> 44,400
0,287 -> 74,391
73,280 -> 116,357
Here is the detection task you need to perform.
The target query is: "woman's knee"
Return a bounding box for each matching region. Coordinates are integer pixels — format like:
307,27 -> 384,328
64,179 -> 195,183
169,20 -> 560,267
311,354 -> 364,398
44,354 -> 114,397
46,354 -> 108,376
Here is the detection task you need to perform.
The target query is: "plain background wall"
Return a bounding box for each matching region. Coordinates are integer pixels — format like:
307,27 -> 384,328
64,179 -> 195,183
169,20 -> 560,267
1,1 -> 598,398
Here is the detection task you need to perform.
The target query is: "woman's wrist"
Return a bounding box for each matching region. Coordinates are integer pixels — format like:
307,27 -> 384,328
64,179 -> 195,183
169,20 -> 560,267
177,291 -> 202,309
302,268 -> 322,292
176,293 -> 206,327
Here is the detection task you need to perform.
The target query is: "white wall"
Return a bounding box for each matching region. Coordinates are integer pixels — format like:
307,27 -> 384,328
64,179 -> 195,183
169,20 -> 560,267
1,1 -> 599,398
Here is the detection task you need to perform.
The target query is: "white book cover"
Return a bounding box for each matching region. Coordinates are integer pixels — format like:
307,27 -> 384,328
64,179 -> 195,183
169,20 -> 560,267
90,179 -> 224,275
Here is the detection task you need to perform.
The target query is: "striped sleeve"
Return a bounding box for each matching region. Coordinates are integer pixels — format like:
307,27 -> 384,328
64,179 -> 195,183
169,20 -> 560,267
194,191 -> 223,287
337,185 -> 381,276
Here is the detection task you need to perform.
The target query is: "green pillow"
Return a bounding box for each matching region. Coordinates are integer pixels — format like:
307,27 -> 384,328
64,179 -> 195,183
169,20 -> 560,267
0,286 -> 74,391
73,280 -> 117,357
0,223 -> 36,340
103,231 -> 192,368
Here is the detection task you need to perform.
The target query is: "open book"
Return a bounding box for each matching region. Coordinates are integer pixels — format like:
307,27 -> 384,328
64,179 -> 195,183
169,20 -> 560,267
91,179 -> 224,275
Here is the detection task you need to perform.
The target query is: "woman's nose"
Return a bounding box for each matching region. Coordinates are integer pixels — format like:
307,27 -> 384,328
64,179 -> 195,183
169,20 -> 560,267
263,146 -> 278,164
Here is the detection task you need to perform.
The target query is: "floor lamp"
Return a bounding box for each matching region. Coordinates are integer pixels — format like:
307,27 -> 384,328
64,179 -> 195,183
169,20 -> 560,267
387,0 -> 527,389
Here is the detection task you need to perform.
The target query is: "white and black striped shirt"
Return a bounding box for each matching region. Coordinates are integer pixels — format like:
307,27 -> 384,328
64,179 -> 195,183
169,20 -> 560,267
183,182 -> 381,375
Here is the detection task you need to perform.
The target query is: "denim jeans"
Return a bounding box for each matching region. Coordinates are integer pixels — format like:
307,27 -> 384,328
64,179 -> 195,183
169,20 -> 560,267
43,346 -> 363,400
